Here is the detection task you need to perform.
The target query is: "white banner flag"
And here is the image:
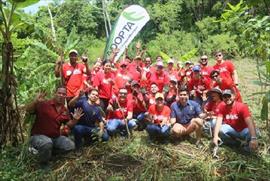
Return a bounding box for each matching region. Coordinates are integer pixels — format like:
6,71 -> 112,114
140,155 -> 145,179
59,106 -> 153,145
104,5 -> 150,61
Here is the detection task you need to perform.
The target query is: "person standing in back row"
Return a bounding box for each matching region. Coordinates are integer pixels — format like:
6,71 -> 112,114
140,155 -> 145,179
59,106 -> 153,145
213,51 -> 239,87
55,49 -> 91,100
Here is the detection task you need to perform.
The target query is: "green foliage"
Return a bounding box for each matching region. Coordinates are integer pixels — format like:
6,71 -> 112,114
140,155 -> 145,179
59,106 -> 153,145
146,31 -> 198,60
201,33 -> 239,55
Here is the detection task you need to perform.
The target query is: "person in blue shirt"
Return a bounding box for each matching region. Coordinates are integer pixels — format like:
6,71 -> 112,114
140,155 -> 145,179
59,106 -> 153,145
170,87 -> 206,145
69,89 -> 109,149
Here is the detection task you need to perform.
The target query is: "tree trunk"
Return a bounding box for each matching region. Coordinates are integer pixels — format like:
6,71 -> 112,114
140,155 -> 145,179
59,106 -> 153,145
0,41 -> 23,147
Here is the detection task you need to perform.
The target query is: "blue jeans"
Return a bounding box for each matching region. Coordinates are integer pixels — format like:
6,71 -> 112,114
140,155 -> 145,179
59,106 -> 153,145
146,124 -> 170,139
107,119 -> 137,136
73,125 -> 109,148
219,124 -> 252,146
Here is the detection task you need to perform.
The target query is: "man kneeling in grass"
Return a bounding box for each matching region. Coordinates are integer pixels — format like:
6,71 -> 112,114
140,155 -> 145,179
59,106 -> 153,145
26,87 -> 83,168
213,89 -> 258,152
68,88 -> 109,149
170,87 -> 206,146
146,93 -> 171,142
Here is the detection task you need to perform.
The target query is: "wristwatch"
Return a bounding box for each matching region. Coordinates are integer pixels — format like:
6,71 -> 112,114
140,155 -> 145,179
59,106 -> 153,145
251,136 -> 257,140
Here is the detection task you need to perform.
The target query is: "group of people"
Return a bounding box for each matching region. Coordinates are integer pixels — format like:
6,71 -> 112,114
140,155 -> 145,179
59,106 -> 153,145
27,47 -> 259,167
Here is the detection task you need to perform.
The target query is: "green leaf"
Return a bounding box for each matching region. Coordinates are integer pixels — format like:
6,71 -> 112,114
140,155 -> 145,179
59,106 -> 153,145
261,95 -> 268,121
159,51 -> 170,62
12,0 -> 40,9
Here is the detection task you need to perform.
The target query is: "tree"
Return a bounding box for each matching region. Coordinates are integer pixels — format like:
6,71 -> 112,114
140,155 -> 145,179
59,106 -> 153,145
0,0 -> 39,147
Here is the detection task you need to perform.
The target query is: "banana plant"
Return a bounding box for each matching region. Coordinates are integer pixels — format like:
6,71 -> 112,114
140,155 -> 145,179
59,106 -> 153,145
0,0 -> 39,147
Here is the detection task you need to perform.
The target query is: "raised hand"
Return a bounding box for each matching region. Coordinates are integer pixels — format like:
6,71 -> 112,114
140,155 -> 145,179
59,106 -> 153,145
71,108 -> 84,121
35,91 -> 47,103
136,41 -> 141,49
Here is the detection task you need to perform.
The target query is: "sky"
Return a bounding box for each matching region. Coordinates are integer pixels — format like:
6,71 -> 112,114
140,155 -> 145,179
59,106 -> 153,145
23,0 -> 62,14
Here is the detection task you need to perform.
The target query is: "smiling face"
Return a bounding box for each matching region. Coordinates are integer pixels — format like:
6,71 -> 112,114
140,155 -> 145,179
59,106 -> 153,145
215,52 -> 223,63
69,52 -> 78,65
200,55 -> 208,66
178,90 -> 189,105
118,88 -> 128,102
54,87 -> 67,105
223,93 -> 235,106
104,62 -> 111,73
89,89 -> 99,103
150,84 -> 159,94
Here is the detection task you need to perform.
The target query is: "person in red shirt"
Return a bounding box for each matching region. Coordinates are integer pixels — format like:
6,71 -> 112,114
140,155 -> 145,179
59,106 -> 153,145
146,93 -> 171,141
164,78 -> 177,107
210,70 -> 242,102
213,51 -> 239,86
149,62 -> 169,92
106,88 -> 137,136
114,61 -> 133,93
188,65 -> 211,105
213,89 -> 258,152
26,87 -> 83,166
141,57 -> 155,88
127,56 -> 142,81
93,61 -> 115,112
203,88 -> 223,136
55,49 -> 90,99
166,59 -> 178,81
148,83 -> 159,106
199,55 -> 213,83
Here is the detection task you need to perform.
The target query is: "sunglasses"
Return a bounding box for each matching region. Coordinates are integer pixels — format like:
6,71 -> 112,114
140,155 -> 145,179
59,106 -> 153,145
201,58 -> 208,61
119,92 -> 127,95
211,74 -> 218,78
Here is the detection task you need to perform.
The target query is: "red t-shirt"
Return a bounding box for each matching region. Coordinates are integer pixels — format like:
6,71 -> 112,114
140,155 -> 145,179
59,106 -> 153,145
130,93 -> 147,114
188,76 -> 211,96
216,101 -> 250,132
148,105 -> 171,125
93,71 -> 115,100
31,100 -> 69,138
128,61 -> 142,81
115,70 -> 133,91
213,60 -> 235,80
62,63 -> 86,97
200,65 -> 213,82
107,99 -> 133,119
149,71 -> 169,92
204,100 -> 222,116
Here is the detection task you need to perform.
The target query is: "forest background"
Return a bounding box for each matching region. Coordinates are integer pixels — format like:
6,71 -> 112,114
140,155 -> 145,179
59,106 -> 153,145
0,0 -> 270,180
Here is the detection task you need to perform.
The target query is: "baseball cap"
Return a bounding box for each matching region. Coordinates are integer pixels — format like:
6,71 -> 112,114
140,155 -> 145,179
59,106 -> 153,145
135,56 -> 142,60
210,70 -> 220,78
155,92 -> 164,100
156,61 -> 164,67
223,89 -> 234,96
207,88 -> 222,97
69,49 -> 78,55
192,65 -> 201,72
170,78 -> 177,83
120,61 -> 128,67
131,80 -> 139,87
168,59 -> 174,64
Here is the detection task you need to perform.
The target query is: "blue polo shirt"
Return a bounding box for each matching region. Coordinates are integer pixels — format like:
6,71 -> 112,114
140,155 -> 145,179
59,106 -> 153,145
170,100 -> 202,125
75,96 -> 102,127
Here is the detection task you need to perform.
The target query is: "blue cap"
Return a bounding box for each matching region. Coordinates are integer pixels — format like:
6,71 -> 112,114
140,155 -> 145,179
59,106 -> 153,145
192,65 -> 201,72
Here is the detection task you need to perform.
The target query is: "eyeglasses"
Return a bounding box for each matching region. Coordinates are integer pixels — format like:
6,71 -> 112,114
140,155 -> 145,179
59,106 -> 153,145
215,54 -> 222,57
